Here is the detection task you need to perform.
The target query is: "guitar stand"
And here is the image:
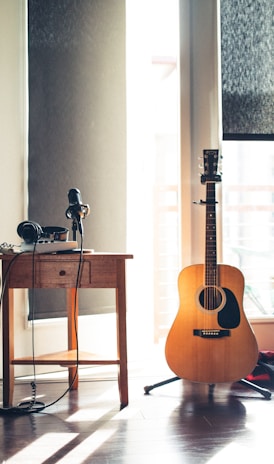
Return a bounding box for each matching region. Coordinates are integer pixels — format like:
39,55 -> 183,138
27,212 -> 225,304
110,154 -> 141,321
144,374 -> 272,400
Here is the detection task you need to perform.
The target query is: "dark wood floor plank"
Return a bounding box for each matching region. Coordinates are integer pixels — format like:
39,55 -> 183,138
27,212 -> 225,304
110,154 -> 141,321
0,363 -> 273,463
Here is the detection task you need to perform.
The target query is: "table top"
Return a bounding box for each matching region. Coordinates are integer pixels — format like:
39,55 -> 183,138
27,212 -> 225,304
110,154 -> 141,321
0,251 -> 133,262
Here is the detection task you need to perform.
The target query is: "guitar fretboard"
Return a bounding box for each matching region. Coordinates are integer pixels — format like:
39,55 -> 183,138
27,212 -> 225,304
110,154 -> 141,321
205,182 -> 217,286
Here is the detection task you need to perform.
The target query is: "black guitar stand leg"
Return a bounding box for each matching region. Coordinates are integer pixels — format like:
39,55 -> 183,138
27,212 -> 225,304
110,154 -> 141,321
144,376 -> 216,398
237,378 -> 271,399
144,376 -> 271,399
144,376 -> 180,394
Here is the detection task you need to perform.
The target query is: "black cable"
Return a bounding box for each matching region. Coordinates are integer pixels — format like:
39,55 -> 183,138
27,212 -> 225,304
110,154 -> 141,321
35,235 -> 84,411
0,251 -> 45,414
0,239 -> 84,415
0,251 -> 26,307
16,242 -> 44,412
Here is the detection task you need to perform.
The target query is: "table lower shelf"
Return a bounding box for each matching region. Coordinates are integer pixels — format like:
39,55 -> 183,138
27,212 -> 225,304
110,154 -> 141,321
11,350 -> 120,367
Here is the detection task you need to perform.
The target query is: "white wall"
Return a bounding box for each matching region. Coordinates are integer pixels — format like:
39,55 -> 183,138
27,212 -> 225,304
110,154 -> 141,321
0,0 -> 27,241
0,1 -> 30,378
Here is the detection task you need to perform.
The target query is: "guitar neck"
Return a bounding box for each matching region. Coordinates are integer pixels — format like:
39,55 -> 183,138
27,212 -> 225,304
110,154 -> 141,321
205,182 -> 217,286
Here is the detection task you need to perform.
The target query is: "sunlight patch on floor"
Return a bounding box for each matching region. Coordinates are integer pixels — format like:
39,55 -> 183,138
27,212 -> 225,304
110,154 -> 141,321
62,407 -> 143,462
5,433 -> 78,464
56,427 -> 117,463
207,441 -> 263,464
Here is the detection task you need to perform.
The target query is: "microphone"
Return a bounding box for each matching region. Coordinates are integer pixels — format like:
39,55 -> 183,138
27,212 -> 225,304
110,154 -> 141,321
66,188 -> 90,236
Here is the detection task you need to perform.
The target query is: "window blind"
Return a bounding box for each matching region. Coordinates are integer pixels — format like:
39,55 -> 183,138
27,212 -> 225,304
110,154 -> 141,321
221,0 -> 273,140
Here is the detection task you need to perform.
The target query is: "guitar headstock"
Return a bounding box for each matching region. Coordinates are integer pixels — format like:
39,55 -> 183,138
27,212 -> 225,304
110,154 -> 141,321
201,149 -> 222,184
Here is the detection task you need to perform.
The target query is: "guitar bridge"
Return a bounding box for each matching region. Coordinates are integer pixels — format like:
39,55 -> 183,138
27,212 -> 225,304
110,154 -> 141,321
193,329 -> 230,338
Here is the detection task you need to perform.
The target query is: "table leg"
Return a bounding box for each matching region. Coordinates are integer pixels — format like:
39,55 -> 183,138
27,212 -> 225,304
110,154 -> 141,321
116,260 -> 128,408
2,288 -> 15,408
67,288 -> 78,389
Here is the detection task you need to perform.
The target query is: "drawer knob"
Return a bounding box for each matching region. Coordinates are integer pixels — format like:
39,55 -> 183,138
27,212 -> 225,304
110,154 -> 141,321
59,270 -> 66,276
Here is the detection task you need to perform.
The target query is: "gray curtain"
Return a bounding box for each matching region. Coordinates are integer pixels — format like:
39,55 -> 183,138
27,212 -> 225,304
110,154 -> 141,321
28,0 -> 126,319
221,0 -> 273,139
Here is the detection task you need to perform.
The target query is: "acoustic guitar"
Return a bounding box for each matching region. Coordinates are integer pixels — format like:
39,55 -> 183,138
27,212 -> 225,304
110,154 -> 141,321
165,149 -> 258,384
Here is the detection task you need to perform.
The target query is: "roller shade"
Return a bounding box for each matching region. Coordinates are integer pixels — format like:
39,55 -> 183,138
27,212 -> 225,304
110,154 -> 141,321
221,0 -> 273,140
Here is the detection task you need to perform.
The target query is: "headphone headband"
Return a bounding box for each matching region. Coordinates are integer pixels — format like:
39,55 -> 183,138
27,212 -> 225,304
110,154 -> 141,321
42,226 -> 69,241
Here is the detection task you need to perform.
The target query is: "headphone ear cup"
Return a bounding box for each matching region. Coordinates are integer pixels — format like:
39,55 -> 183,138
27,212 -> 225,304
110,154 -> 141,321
17,221 -> 43,243
17,221 -> 28,239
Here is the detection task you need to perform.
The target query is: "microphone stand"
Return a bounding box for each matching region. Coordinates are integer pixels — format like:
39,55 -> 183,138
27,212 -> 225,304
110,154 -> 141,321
71,218 -> 78,242
69,211 -> 84,244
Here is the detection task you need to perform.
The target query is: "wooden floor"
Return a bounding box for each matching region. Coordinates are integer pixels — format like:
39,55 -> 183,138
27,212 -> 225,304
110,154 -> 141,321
0,352 -> 273,464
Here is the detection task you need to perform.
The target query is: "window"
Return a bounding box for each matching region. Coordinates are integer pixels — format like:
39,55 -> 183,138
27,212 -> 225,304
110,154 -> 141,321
126,0 -> 180,345
221,0 -> 274,319
222,141 -> 274,318
152,60 -> 180,341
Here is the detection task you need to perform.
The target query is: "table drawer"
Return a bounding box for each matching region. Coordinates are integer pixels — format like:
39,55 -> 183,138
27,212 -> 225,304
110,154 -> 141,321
2,254 -> 126,288
35,260 -> 91,287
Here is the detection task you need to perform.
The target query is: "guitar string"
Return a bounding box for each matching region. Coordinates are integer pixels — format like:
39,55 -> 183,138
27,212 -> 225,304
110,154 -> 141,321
205,181 -> 218,328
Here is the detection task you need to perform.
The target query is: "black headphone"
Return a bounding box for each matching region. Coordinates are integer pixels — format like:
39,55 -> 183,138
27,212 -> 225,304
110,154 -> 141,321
17,221 -> 69,244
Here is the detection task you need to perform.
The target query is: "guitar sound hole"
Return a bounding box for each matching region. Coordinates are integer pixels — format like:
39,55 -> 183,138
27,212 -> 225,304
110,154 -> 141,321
199,286 -> 224,311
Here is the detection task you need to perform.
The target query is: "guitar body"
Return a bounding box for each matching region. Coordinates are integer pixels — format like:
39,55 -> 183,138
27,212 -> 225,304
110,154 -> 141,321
165,263 -> 258,384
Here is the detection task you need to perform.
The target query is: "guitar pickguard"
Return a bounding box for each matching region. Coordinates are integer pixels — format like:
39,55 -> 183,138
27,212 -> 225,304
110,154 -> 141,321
217,288 -> 241,329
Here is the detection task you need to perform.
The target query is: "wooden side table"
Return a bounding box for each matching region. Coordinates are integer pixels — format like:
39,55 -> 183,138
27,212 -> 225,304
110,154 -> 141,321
1,252 -> 133,408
